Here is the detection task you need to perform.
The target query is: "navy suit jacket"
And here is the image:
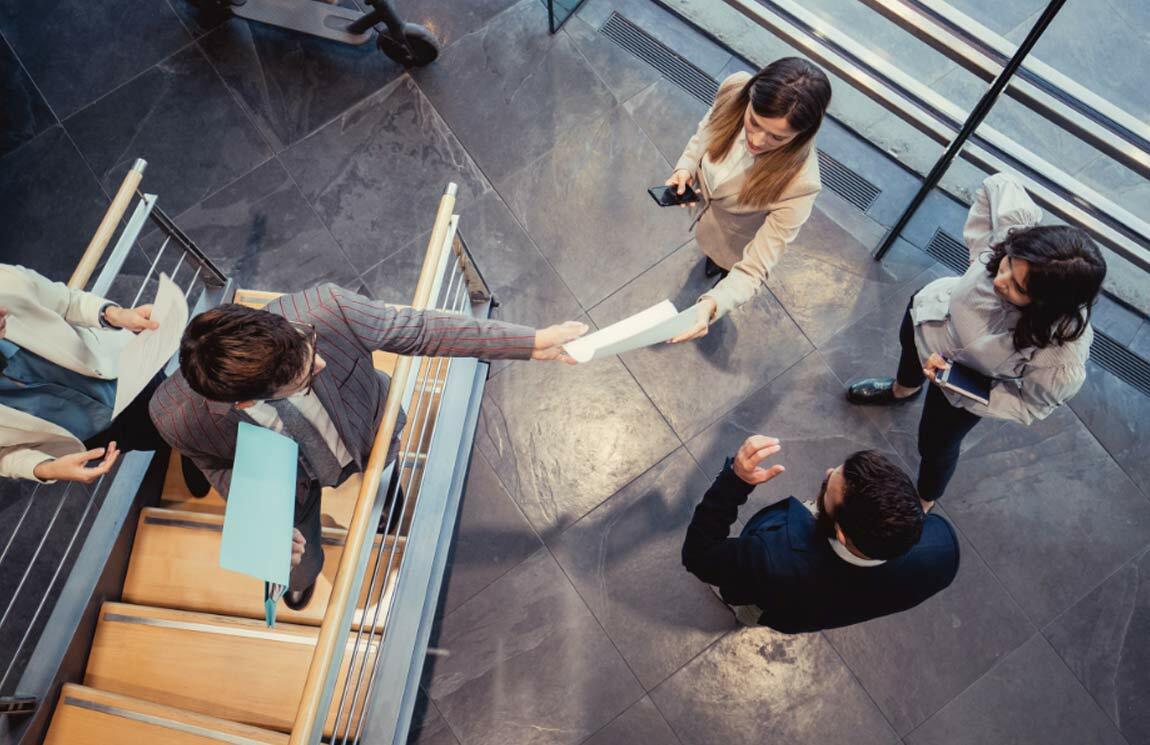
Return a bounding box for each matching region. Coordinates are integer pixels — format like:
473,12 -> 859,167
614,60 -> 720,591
682,462 -> 960,633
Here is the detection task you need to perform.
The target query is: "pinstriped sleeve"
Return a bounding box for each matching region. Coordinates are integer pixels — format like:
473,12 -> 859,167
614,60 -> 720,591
313,285 -> 537,360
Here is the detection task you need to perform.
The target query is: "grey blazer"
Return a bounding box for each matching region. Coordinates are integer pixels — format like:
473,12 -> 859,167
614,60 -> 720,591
911,174 -> 1092,425
150,283 -> 536,504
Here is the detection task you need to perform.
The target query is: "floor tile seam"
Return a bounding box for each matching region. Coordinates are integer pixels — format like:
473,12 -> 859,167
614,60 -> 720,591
1030,632 -> 1135,745
817,629 -> 904,740
615,354 -> 688,449
1039,539 -> 1150,640
0,26 -> 64,137
643,629 -> 735,732
57,35 -> 204,128
582,232 -> 697,318
562,17 -> 639,110
899,627 -> 1045,741
539,541 -> 649,704
433,449 -> 548,619
1067,398 -> 1150,506
425,692 -> 466,745
356,229 -> 432,293
164,0 -> 207,40
403,76 -> 590,317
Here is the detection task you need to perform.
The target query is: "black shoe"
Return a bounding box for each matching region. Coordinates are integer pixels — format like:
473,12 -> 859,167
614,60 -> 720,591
377,483 -> 406,535
181,455 -> 211,498
284,582 -> 316,611
704,257 -> 728,279
846,377 -> 921,405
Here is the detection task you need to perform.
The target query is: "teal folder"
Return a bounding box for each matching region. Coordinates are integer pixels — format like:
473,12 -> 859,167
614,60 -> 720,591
220,422 -> 298,595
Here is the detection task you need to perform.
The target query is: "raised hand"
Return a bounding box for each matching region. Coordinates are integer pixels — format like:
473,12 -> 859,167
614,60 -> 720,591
669,297 -> 717,343
731,435 -> 785,486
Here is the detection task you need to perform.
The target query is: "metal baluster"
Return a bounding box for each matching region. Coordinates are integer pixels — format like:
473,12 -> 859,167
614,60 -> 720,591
130,236 -> 170,308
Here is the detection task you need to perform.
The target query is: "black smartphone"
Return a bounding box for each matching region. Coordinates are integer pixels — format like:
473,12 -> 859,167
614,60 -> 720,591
938,360 -> 992,406
648,184 -> 700,207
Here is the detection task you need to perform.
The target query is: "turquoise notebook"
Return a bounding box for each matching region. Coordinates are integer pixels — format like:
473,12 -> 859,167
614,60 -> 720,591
219,422 -> 298,624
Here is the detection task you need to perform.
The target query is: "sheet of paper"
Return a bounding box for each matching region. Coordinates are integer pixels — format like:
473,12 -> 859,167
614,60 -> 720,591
111,273 -> 189,417
564,300 -> 698,363
219,422 -> 298,586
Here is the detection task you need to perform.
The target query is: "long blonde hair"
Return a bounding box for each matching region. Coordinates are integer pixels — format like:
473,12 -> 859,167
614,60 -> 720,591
705,58 -> 831,209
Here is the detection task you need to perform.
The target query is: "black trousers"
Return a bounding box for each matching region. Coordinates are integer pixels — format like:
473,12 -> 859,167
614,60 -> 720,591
85,373 -> 166,452
896,301 -> 982,502
289,463 -> 405,592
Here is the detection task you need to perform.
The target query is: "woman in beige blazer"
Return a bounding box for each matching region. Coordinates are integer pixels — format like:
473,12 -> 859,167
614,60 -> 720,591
666,59 -> 831,341
0,264 -> 168,484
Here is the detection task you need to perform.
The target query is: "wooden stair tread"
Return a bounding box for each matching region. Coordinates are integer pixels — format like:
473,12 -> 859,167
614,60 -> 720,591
45,683 -> 288,745
124,507 -> 403,627
86,602 -> 378,736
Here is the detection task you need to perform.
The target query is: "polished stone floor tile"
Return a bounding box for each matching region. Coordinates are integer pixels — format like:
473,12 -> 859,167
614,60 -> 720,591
407,691 -> 461,745
589,241 -> 811,441
501,102 -> 693,307
393,0 -> 519,53
550,449 -> 735,689
413,0 -> 617,187
1069,361 -> 1150,498
904,634 -> 1128,745
562,14 -> 662,105
1091,295 -> 1146,346
0,126 -> 111,277
427,549 -> 644,745
686,353 -> 900,516
574,0 -> 731,77
0,478 -> 37,569
362,188 -> 583,331
1046,547 -> 1150,745
438,452 -> 544,616
942,406 -> 1150,626
0,0 -> 191,118
281,74 -> 490,273
475,346 -> 680,541
651,626 -> 898,745
765,200 -> 937,346
148,158 -> 360,293
582,696 -> 682,745
0,34 -> 54,156
198,9 -> 403,152
824,525 -> 1034,735
623,77 -> 708,168
815,117 -> 921,230
64,44 -> 271,217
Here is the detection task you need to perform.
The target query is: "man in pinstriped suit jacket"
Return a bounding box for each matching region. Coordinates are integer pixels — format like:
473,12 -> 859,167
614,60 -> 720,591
149,283 -> 586,609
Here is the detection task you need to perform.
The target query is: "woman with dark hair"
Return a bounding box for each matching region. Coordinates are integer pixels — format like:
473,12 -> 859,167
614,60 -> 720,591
846,174 -> 1107,508
665,58 -> 832,342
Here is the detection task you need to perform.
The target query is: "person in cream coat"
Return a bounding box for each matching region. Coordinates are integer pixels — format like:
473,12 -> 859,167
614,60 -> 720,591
0,264 -> 199,486
665,59 -> 831,341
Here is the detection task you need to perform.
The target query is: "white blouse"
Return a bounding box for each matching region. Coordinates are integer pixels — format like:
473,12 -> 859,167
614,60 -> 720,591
700,128 -> 755,193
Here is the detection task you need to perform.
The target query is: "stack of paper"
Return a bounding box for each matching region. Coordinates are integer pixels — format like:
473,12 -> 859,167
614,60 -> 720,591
112,273 -> 189,417
564,300 -> 697,363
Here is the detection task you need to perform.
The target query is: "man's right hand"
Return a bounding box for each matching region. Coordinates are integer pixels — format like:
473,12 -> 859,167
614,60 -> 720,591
33,443 -> 120,484
665,169 -> 696,207
731,435 -> 785,485
291,528 -> 306,568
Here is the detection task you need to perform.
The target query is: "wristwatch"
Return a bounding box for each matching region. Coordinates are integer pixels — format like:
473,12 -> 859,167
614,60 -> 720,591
97,303 -> 119,329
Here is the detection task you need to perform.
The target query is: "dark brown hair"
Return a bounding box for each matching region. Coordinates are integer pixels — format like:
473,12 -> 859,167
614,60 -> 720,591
983,224 -> 1106,351
180,304 -> 311,401
705,58 -> 831,208
836,450 -> 923,560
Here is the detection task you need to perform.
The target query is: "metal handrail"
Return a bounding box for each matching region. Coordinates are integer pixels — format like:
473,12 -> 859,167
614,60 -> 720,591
67,159 -> 147,290
859,0 -> 1150,173
716,0 -> 1150,271
288,183 -> 460,745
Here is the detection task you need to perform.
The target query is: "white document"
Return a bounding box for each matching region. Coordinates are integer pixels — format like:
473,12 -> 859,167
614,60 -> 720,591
565,300 -> 698,363
112,273 -> 189,417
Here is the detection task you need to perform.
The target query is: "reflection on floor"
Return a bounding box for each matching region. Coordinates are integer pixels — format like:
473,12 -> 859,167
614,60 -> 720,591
1,0 -> 1148,743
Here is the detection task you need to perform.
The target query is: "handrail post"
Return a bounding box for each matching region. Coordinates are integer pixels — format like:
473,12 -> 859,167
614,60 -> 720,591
68,159 -> 147,290
288,183 -> 458,745
872,0 -> 1066,260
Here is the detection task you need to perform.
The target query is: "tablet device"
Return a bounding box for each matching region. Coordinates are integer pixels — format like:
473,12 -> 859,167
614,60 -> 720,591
938,360 -> 992,406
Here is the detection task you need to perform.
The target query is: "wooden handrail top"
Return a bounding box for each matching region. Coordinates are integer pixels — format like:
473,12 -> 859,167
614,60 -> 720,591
69,159 -> 147,290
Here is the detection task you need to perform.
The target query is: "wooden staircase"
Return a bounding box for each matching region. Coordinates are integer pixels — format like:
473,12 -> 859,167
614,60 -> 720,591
43,289 -> 434,744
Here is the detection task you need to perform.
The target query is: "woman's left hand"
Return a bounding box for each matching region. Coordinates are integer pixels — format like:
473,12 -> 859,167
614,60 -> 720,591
669,298 -> 718,343
923,353 -> 950,383
104,304 -> 159,333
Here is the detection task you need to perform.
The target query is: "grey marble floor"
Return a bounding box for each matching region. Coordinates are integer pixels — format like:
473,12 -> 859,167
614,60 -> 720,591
0,1 -> 1148,744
